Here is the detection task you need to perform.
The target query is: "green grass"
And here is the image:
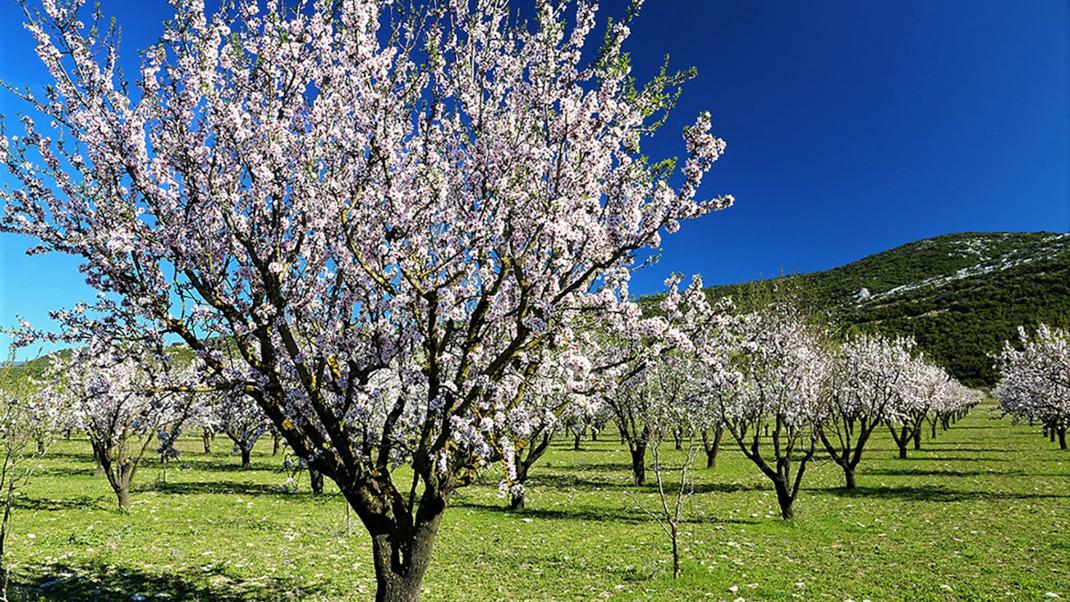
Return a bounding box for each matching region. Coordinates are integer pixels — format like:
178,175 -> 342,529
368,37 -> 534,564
6,404 -> 1069,601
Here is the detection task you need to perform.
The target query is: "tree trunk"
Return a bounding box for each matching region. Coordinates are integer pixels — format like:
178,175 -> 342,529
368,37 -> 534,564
912,428 -> 922,450
368,500 -> 444,602
202,430 -> 212,454
1059,428 -> 1067,450
272,433 -> 282,456
240,447 -> 252,469
897,441 -> 908,459
673,430 -> 682,451
773,478 -> 794,519
93,448 -> 105,477
670,521 -> 680,579
930,421 -> 937,439
842,464 -> 857,490
703,428 -> 724,469
36,438 -> 46,456
509,489 -> 525,511
116,484 -> 130,512
573,432 -> 581,451
629,445 -> 646,486
310,469 -> 324,494
590,429 -> 598,442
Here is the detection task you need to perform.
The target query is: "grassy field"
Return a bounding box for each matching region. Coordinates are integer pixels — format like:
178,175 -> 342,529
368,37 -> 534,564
6,403 -> 1068,601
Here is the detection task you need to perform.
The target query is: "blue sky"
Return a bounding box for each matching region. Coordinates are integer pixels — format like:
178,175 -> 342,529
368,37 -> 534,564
1,0 -> 1068,355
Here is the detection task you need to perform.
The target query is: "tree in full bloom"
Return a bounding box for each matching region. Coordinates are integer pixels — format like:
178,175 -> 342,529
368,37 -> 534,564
212,390 -> 270,470
592,275 -> 711,486
923,372 -> 980,440
42,329 -> 197,511
718,302 -> 829,519
0,0 -> 732,597
820,333 -> 916,489
885,359 -> 961,459
500,343 -> 593,510
597,327 -> 665,487
995,324 -> 1070,449
688,299 -> 744,471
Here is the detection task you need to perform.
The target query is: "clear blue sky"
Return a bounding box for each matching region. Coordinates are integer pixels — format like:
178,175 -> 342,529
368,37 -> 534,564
2,0 -> 1068,355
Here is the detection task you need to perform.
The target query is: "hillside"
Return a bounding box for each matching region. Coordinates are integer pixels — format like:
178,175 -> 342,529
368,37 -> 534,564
700,231 -> 1070,387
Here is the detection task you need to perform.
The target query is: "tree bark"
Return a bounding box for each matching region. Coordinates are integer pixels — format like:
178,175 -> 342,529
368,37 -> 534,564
240,447 -> 252,469
702,428 -> 724,469
629,444 -> 646,486
93,448 -> 105,477
842,464 -> 857,490
670,522 -> 680,579
202,429 -> 212,454
889,425 -> 910,459
366,496 -> 445,602
310,469 -> 324,494
1058,428 -> 1067,450
912,427 -> 922,450
272,433 -> 282,456
115,484 -> 131,512
573,432 -> 581,451
0,481 -> 13,601
509,490 -> 525,511
773,478 -> 794,519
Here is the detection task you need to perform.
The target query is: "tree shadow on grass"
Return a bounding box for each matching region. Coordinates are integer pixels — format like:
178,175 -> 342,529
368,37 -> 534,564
454,500 -> 760,526
9,561 -> 324,601
14,495 -> 102,512
527,472 -> 769,496
863,467 -> 1031,478
915,445 -> 1016,453
818,484 -> 1069,502
140,480 -> 286,497
561,461 -> 634,473
883,455 -> 1011,463
165,457 -> 277,473
30,467 -> 100,479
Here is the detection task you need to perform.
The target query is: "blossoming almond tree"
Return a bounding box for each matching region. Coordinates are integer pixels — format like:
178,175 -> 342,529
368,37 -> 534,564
924,372 -> 980,440
886,359 -> 956,459
501,343 -> 593,510
0,1 -> 731,598
213,390 -> 270,470
592,275 -> 711,486
820,334 -> 915,489
719,302 -> 829,519
44,337 -> 197,511
995,324 -> 1070,449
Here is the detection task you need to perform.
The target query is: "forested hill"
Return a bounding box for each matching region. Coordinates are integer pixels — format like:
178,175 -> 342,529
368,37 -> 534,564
697,232 -> 1070,388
